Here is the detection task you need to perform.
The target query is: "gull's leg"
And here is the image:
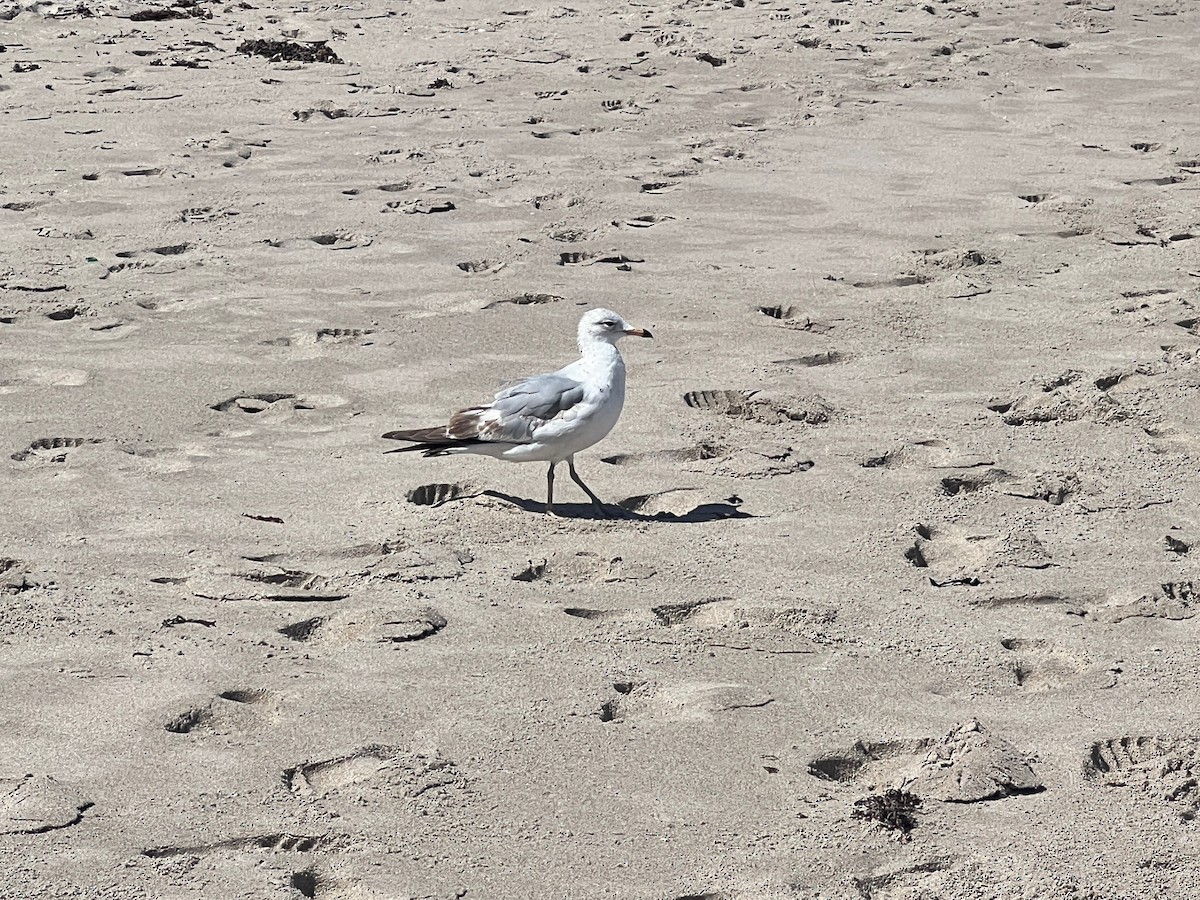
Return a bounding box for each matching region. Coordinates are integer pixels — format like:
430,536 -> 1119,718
567,456 -> 619,517
546,462 -> 557,515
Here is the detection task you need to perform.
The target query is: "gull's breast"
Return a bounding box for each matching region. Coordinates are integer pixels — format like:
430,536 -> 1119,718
535,384 -> 624,458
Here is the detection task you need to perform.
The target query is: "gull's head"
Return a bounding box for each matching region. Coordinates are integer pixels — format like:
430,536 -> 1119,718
578,308 -> 653,348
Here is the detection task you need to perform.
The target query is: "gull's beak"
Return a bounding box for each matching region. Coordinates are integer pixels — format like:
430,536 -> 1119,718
624,327 -> 653,339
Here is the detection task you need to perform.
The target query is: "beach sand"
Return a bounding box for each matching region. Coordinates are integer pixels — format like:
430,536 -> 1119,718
2,0 -> 1200,896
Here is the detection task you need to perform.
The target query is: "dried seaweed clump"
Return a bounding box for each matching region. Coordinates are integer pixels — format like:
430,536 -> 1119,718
851,788 -> 922,834
237,39 -> 342,64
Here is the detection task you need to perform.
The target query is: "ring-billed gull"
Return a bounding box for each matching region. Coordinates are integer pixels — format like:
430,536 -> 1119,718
383,308 -> 653,516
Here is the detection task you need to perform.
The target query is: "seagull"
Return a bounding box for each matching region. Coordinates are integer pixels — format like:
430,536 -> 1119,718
383,308 -> 653,516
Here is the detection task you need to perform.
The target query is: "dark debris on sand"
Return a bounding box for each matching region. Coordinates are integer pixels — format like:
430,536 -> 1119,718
851,789 -> 923,835
236,39 -> 343,64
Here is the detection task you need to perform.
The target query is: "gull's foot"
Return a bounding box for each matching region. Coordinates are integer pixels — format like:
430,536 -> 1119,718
592,502 -> 631,520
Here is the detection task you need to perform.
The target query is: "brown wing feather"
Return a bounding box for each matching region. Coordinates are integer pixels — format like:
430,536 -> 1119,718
382,426 -> 454,443
383,406 -> 494,445
448,407 -> 491,439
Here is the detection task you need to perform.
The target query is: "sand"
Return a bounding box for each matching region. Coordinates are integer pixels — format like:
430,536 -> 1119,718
2,0 -> 1200,896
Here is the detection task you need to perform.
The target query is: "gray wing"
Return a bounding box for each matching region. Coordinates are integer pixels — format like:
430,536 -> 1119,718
495,373 -> 585,419
444,373 -> 586,444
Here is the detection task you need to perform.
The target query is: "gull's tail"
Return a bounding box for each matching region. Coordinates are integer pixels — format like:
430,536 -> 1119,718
382,428 -> 487,457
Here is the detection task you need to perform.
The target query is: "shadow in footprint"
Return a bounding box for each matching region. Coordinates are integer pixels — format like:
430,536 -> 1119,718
290,870 -> 319,899
278,617 -> 325,642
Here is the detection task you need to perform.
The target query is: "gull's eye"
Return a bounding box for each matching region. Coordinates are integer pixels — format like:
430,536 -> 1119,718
599,320 -> 616,328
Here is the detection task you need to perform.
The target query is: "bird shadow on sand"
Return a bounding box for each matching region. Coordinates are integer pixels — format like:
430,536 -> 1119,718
481,491 -> 755,523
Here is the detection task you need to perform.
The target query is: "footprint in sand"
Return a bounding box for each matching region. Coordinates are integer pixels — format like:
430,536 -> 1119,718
383,198 -> 455,215
0,775 -> 93,835
639,180 -> 679,194
10,438 -> 195,476
209,392 -> 296,414
183,132 -> 270,168
850,274 -> 932,289
215,543 -> 467,599
605,442 -> 811,480
208,393 -> 349,421
263,327 -> 376,349
936,467 -> 1016,497
0,366 -> 91,394
557,251 -> 642,268
286,868 -> 342,899
988,367 -> 1151,426
910,247 -> 1000,271
964,580 -> 1190,624
83,319 -> 141,341
101,245 -> 191,280
849,861 -> 956,898
180,205 -> 240,223
810,720 -> 1043,805
43,304 -> 90,321
565,596 -> 826,653
265,233 -> 371,251
405,482 -> 470,507
1,558 -> 37,594
293,106 -> 357,122
661,597 -> 834,649
283,607 -> 447,646
283,745 -> 468,817
598,680 -> 774,724
861,438 -> 994,470
511,551 -> 656,585
114,242 -> 190,260
752,305 -> 835,333
998,472 -> 1083,506
529,192 -> 582,211
318,327 -> 376,345
1085,735 -> 1200,821
772,350 -> 847,369
904,522 -> 1053,587
1000,637 -> 1116,691
683,389 -> 836,426
481,292 -> 564,310
602,442 -> 728,468
611,214 -> 674,228
190,563 -> 349,603
143,831 -> 344,859
546,227 -> 591,243
11,437 -> 105,463
455,258 -> 506,275
1088,581 -> 1198,624
163,688 -> 278,735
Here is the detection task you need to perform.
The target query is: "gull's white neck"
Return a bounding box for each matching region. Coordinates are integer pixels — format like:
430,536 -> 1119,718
576,335 -> 626,384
